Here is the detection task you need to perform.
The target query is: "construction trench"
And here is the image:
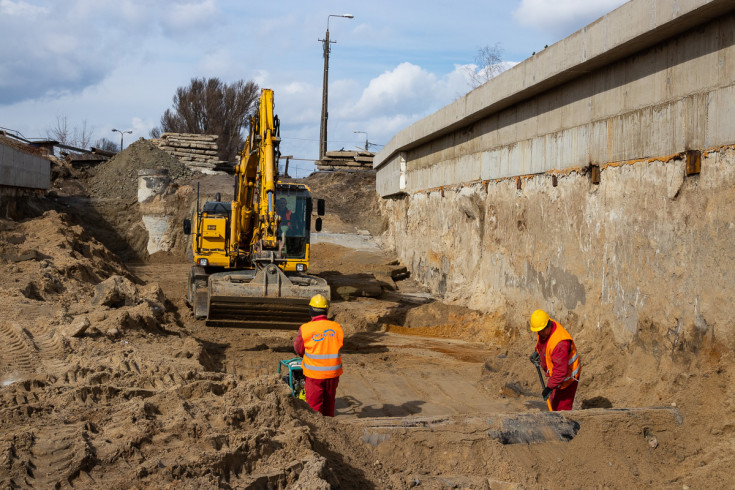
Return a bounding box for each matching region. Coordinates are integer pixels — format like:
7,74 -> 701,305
1,1 -> 735,488
0,139 -> 732,489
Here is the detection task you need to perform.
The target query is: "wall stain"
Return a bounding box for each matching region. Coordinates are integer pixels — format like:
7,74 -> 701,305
525,261 -> 586,310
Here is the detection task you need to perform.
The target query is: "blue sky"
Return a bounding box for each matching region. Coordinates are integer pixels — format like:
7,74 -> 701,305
0,0 -> 627,177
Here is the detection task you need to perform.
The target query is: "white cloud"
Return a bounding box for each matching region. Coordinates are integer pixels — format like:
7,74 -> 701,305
281,82 -> 310,96
161,0 -> 220,34
316,62 -> 487,153
0,0 -> 47,16
513,0 -> 628,40
197,50 -> 235,77
0,0 -> 226,105
349,63 -> 438,119
130,117 -> 155,140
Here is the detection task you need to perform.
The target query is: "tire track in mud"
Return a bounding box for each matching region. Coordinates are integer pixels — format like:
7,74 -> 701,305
57,354 -> 186,407
27,323 -> 68,375
0,322 -> 37,383
26,423 -> 91,488
0,322 -> 68,384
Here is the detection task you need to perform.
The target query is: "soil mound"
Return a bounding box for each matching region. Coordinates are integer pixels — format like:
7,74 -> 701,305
87,138 -> 192,201
304,171 -> 386,235
0,209 -> 374,488
0,210 -> 132,305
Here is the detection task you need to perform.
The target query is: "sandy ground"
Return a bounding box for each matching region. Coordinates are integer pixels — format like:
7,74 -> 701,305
1,147 -> 733,488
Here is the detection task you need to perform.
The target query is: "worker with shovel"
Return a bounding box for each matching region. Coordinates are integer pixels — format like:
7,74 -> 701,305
293,294 -> 344,417
529,309 -> 581,411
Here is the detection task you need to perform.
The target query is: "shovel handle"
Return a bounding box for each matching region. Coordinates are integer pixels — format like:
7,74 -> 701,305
534,363 -> 553,412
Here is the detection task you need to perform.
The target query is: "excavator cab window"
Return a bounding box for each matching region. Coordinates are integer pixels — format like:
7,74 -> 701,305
276,187 -> 310,259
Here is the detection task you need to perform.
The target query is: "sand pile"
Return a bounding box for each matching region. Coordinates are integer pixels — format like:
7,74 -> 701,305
0,209 -> 365,488
87,138 -> 192,201
56,139 -> 197,262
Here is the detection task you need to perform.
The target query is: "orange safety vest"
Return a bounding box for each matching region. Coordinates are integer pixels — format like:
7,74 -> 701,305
300,319 -> 344,379
278,209 -> 292,227
540,321 -> 581,389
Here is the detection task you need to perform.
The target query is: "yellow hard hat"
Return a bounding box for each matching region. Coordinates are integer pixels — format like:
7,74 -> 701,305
530,309 -> 551,332
309,294 -> 329,309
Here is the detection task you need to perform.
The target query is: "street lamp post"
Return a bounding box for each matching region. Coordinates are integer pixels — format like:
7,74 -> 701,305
354,130 -> 368,151
319,13 -> 354,161
111,128 -> 133,152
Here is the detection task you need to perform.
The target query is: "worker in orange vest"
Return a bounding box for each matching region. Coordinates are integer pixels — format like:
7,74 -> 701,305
529,309 -> 581,411
293,294 -> 344,417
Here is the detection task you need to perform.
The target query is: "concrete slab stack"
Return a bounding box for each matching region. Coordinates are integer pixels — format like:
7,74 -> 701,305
151,133 -> 225,173
316,150 -> 375,172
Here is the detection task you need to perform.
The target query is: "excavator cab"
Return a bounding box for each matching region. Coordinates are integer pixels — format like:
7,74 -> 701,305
275,183 -> 314,269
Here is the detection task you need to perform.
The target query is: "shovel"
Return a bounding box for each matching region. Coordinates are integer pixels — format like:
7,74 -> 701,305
532,360 -> 553,412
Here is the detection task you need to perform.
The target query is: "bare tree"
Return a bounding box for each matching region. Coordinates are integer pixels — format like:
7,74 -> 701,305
149,127 -> 161,139
156,77 -> 259,161
466,43 -> 505,89
47,115 -> 94,149
94,137 -> 119,152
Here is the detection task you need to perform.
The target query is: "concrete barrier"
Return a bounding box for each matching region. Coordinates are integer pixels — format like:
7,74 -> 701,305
0,142 -> 50,190
138,169 -> 174,255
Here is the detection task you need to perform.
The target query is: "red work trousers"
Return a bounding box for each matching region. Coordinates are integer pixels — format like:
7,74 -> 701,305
551,380 -> 578,411
305,376 -> 340,417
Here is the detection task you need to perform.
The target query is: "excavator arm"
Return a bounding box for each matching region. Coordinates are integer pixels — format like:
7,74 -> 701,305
232,88 -> 281,261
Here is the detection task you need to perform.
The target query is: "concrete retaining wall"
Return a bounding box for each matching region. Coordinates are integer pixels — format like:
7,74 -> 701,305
375,0 -> 735,344
381,146 -> 735,345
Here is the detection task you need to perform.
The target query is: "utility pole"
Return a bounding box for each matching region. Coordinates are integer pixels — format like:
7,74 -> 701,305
354,130 -> 368,151
280,155 -> 293,178
319,14 -> 353,161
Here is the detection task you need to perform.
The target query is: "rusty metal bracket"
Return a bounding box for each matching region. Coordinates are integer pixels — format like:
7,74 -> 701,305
686,150 -> 701,176
589,165 -> 601,185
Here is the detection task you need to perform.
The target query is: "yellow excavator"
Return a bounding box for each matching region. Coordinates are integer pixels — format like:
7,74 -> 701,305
183,88 -> 330,328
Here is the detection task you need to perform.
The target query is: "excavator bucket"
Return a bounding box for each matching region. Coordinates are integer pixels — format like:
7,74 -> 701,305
204,264 -> 331,329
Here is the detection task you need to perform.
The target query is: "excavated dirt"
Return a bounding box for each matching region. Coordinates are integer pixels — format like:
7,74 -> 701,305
87,139 -> 193,201
1,143 -> 733,488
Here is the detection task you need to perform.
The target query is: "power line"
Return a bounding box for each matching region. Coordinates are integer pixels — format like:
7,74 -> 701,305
281,136 -> 370,144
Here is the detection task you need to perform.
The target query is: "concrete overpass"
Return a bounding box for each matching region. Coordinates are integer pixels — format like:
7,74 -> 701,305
373,0 -> 735,346
375,0 -> 734,195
